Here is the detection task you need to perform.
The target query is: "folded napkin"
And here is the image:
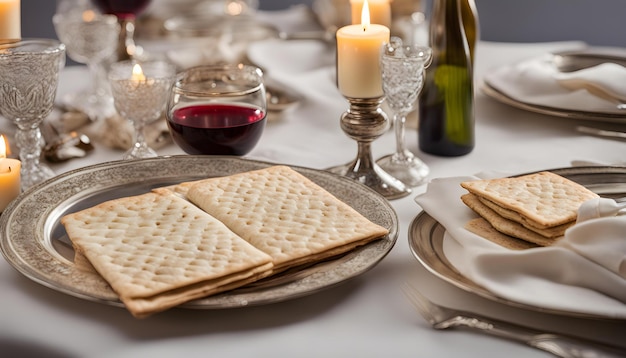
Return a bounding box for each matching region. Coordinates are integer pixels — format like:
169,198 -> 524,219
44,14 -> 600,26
484,53 -> 626,114
554,62 -> 626,103
415,175 -> 626,318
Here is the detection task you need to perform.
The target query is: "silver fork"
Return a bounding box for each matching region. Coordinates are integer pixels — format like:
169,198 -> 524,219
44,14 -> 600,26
402,283 -> 626,358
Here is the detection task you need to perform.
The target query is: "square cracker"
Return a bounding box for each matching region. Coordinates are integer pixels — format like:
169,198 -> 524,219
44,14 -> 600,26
461,193 -> 558,246
476,196 -> 572,238
183,166 -> 389,272
460,171 -> 598,228
465,218 -> 538,250
61,189 -> 273,318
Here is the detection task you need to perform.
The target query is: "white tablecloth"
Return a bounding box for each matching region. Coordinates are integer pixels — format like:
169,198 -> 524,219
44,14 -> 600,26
1,9 -> 625,358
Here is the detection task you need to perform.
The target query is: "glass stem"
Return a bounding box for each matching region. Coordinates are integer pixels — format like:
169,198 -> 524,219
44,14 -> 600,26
393,112 -> 410,160
117,17 -> 137,60
133,121 -> 147,150
15,126 -> 44,167
88,60 -> 108,98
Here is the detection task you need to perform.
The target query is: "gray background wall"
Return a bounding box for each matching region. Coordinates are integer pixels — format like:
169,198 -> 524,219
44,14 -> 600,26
20,0 -> 626,47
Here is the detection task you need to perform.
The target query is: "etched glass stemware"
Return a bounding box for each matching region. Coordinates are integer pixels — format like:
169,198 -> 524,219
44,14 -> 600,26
53,1 -> 120,121
0,39 -> 66,189
377,38 -> 432,187
108,60 -> 175,159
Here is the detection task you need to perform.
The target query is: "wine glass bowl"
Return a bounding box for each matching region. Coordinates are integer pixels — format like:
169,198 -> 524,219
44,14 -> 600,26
108,60 -> 176,159
0,39 -> 66,189
377,37 -> 432,187
165,64 -> 267,156
53,5 -> 120,121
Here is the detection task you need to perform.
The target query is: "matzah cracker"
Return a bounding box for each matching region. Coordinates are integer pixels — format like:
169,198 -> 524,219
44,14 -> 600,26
183,166 -> 389,272
477,196 -> 572,238
465,218 -> 538,250
461,193 -> 557,246
61,190 -> 273,318
460,171 -> 598,228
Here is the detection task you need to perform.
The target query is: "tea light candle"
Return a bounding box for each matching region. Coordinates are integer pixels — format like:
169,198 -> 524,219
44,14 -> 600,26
131,63 -> 146,82
350,0 -> 391,28
0,0 -> 20,40
0,135 -> 21,212
337,0 -> 390,98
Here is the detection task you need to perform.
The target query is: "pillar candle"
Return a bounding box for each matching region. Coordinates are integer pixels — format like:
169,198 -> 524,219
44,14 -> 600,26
337,2 -> 390,99
0,0 -> 20,40
350,0 -> 391,28
0,135 -> 21,212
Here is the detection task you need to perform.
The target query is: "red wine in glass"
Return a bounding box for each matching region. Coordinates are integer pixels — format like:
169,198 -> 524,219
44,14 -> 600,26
91,0 -> 152,19
167,103 -> 266,155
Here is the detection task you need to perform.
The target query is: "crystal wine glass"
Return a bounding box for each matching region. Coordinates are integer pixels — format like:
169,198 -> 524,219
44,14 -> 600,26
108,60 -> 175,159
0,39 -> 66,189
53,0 -> 120,121
90,0 -> 152,60
165,64 -> 267,156
377,37 -> 432,187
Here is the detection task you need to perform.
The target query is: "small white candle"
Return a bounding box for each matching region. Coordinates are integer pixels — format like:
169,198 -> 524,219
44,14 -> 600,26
350,0 -> 391,28
131,63 -> 147,82
0,0 -> 20,40
0,135 -> 21,212
337,0 -> 390,98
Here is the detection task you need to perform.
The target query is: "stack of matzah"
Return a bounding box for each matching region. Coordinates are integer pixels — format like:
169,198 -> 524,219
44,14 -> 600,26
459,171 -> 598,248
61,165 -> 388,317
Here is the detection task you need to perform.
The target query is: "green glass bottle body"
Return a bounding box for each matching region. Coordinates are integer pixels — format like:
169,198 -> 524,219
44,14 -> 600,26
418,0 -> 475,157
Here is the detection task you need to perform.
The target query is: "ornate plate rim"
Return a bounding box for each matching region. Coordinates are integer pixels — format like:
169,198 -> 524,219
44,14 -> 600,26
0,156 -> 398,309
408,166 -> 626,321
481,81 -> 626,124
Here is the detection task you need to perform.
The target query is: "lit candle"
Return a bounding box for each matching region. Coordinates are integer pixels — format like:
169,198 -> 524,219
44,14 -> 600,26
0,135 -> 21,212
0,0 -> 20,40
337,0 -> 390,98
131,63 -> 146,82
350,0 -> 391,28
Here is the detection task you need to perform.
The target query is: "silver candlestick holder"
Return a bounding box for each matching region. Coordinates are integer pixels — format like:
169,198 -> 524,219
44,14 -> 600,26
328,96 -> 410,200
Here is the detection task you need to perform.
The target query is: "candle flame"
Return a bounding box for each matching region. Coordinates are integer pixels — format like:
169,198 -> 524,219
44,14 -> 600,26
131,63 -> 146,81
0,135 -> 7,160
361,0 -> 371,30
82,10 -> 96,22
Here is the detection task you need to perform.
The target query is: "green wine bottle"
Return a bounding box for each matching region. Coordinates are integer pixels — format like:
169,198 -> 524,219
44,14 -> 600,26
418,0 -> 476,157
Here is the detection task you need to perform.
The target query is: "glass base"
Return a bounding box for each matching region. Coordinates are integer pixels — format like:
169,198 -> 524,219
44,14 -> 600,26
21,162 -> 55,190
123,143 -> 158,160
327,160 -> 411,200
376,152 -> 429,188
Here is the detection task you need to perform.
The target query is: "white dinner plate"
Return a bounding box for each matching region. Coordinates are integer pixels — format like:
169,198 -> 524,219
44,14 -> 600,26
0,156 -> 398,309
408,166 -> 626,321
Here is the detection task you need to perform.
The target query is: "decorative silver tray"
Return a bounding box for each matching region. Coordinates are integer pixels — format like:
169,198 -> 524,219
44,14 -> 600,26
409,166 -> 626,320
0,156 -> 398,309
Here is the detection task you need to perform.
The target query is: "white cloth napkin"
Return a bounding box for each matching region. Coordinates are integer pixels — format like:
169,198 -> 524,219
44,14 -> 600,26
554,62 -> 626,103
484,51 -> 626,114
414,175 -> 626,318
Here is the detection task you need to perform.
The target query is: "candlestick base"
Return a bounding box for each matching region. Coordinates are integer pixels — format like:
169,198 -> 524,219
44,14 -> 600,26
327,96 -> 410,200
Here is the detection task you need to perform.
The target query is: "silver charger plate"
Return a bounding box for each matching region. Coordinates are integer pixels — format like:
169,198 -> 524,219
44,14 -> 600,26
408,166 -> 626,321
0,156 -> 398,309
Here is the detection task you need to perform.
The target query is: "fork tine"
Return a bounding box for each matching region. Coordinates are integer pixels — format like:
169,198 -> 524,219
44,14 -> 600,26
402,282 -> 438,326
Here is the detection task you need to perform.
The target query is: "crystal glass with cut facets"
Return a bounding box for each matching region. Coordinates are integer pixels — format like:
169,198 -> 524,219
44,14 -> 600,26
108,60 -> 175,159
53,0 -> 120,121
377,37 -> 432,187
0,39 -> 66,189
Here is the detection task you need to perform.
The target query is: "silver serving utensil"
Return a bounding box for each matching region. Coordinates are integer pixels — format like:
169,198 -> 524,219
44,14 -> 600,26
552,48 -> 626,73
577,126 -> 626,141
403,282 -> 625,358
